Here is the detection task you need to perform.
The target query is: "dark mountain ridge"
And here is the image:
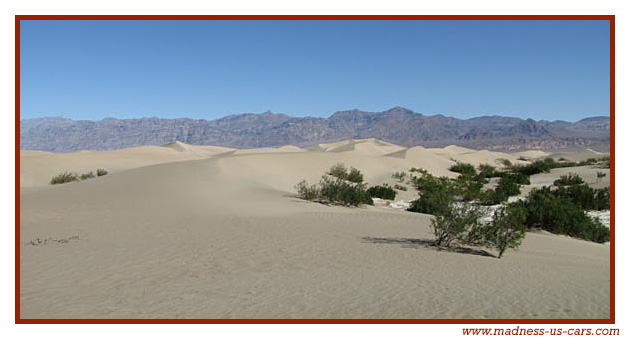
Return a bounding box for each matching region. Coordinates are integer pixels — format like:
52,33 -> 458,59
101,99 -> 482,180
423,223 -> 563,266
20,107 -> 610,152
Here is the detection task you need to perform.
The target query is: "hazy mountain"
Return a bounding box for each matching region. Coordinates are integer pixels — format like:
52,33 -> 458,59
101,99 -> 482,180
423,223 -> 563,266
20,107 -> 610,152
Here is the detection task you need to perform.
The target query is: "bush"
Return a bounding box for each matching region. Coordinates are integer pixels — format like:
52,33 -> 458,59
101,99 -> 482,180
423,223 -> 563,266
554,174 -> 584,186
328,163 -> 364,183
454,174 -> 484,201
80,171 -> 95,180
495,174 -> 523,198
431,203 -> 483,248
449,162 -> 477,177
486,205 -> 527,258
477,164 -> 500,179
478,189 -> 506,206
319,176 -> 373,206
295,175 -> 373,207
392,171 -> 406,182
367,184 -> 397,200
50,172 -> 79,185
346,167 -> 364,183
96,168 -> 108,176
408,188 -> 455,216
294,180 -> 320,201
328,163 -> 348,180
514,187 -> 609,243
394,183 -> 407,191
510,158 -> 555,176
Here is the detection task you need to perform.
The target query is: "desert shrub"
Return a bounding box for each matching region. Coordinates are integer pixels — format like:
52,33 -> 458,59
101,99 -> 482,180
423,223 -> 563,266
294,180 -> 320,201
510,158 -> 555,176
498,158 -> 512,167
319,176 -> 373,206
79,171 -> 95,180
367,184 -> 397,200
495,174 -> 523,198
518,156 -> 528,161
394,183 -> 407,191
601,156 -> 610,168
554,184 -> 609,211
453,174 -> 484,201
392,171 -> 406,182
96,168 -> 108,176
486,205 -> 527,258
514,187 -> 609,243
410,167 -> 428,174
431,203 -> 483,248
449,162 -> 477,177
50,172 -> 79,185
408,186 -> 456,216
578,158 -> 599,166
478,189 -> 506,206
553,174 -> 584,186
328,163 -> 348,180
346,167 -> 364,183
595,187 -> 610,210
597,171 -> 607,179
477,164 -> 500,179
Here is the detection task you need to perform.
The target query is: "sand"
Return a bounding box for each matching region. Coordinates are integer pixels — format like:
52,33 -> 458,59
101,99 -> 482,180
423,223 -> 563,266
19,140 -> 610,319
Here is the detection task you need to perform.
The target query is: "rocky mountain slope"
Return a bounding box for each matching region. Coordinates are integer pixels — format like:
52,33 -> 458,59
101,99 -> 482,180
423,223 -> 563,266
20,107 -> 610,152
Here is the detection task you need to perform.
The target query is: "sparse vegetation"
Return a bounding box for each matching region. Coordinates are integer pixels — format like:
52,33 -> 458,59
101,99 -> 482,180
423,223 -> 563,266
80,171 -> 95,180
393,183 -> 407,191
296,164 -> 372,207
367,184 -> 397,200
50,172 -> 79,185
392,171 -> 406,182
328,163 -> 364,183
50,168 -> 109,185
554,174 -> 584,186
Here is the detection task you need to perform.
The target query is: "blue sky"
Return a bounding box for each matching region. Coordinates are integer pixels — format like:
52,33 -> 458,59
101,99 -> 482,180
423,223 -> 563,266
20,20 -> 610,122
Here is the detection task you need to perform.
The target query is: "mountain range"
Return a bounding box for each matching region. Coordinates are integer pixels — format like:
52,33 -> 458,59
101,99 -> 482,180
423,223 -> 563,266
19,107 -> 610,152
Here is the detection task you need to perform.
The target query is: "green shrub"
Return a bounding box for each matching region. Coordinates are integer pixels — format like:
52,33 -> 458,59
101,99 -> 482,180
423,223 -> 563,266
510,158 -> 555,176
449,162 -> 477,177
96,168 -> 108,176
553,174 -> 584,186
294,180 -> 320,201
431,203 -> 483,248
477,164 -> 500,179
393,183 -> 407,191
408,187 -> 455,216
514,187 -> 609,243
495,174 -> 524,198
392,171 -> 406,182
346,167 -> 364,183
80,171 -> 95,180
50,172 -> 79,185
319,176 -> 373,206
367,184 -> 397,200
478,189 -> 506,206
486,205 -> 527,258
454,174 -> 484,201
328,163 -> 348,180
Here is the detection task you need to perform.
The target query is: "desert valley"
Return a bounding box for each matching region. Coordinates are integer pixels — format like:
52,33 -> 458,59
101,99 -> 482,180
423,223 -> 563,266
19,138 -> 610,319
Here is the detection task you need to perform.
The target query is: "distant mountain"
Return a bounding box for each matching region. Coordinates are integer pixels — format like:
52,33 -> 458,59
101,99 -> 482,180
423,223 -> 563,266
20,108 -> 610,152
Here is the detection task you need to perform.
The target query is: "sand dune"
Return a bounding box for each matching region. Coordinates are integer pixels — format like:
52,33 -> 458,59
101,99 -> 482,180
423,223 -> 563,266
19,140 -> 610,319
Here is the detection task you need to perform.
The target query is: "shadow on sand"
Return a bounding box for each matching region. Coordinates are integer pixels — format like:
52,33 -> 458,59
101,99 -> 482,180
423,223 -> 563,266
361,237 -> 496,258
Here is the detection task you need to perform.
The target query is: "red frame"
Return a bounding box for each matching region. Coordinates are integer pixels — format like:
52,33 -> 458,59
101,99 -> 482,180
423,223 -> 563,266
15,15 -> 615,324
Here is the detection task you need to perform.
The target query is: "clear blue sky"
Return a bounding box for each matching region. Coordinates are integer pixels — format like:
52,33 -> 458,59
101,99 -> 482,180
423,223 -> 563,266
20,20 -> 610,122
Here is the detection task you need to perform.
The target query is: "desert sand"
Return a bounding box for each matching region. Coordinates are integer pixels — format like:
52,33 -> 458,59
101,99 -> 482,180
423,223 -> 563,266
19,139 -> 610,319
